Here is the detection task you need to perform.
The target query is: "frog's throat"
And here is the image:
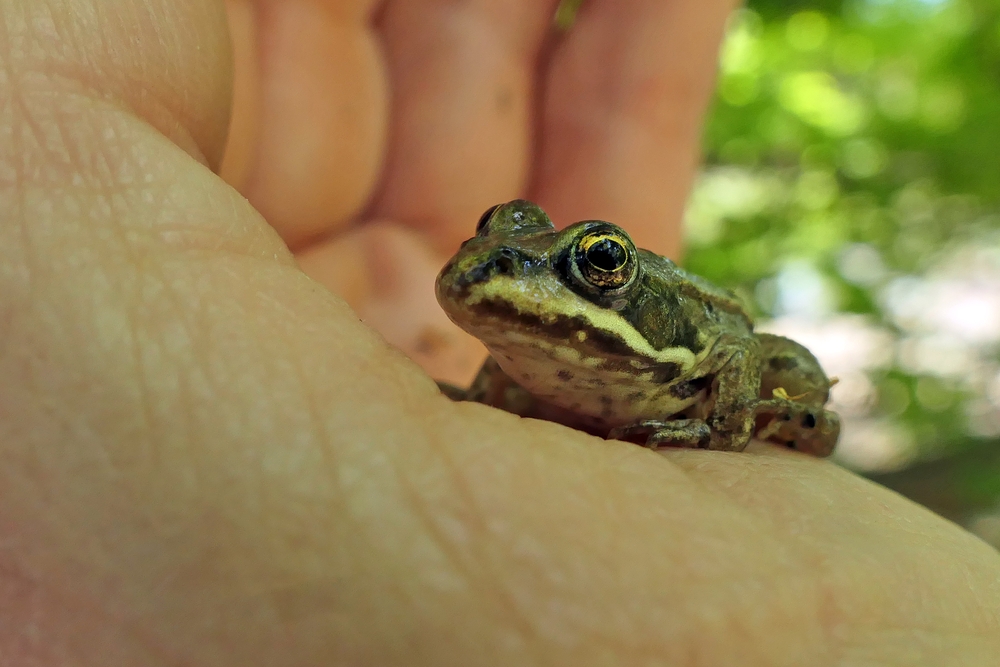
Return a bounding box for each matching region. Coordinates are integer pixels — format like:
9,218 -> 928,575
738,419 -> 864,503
461,276 -> 700,369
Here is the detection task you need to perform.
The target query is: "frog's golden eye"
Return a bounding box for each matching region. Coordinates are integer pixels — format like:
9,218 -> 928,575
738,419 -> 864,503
573,229 -> 637,292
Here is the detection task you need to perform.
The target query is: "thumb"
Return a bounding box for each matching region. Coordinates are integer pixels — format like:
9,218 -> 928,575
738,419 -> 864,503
0,0 -> 439,663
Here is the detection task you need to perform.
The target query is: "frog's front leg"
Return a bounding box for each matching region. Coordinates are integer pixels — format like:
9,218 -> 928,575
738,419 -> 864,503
610,339 -> 761,451
438,356 -> 538,417
701,341 -> 762,451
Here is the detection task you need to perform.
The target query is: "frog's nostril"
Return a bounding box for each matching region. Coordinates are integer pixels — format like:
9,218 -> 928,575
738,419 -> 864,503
494,255 -> 515,275
457,249 -> 523,288
487,248 -> 520,277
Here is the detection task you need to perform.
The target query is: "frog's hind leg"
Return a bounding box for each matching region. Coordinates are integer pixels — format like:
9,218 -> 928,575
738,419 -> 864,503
438,356 -> 537,417
755,333 -> 840,457
436,358 -> 495,403
608,419 -> 712,449
754,399 -> 840,457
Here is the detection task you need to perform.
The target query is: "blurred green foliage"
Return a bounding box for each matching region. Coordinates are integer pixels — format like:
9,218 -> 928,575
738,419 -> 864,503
695,0 -> 999,278
691,0 -> 1000,536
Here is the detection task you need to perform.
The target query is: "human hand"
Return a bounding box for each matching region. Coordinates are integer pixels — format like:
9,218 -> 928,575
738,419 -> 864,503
220,0 -> 728,384
2,0 -> 997,665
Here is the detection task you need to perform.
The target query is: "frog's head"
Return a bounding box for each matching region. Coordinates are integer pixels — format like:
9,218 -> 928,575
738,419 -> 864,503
435,200 -> 702,380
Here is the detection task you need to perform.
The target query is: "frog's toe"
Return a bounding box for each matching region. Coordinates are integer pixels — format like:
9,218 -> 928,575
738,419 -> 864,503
609,419 -> 712,450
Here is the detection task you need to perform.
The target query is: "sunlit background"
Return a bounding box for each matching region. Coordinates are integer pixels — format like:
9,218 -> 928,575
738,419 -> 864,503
683,0 -> 1000,547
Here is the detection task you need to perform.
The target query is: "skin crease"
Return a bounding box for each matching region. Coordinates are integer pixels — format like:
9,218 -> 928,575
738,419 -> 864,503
0,0 -> 996,666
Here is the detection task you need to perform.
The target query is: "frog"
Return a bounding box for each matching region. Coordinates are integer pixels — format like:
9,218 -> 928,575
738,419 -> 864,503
435,199 -> 840,457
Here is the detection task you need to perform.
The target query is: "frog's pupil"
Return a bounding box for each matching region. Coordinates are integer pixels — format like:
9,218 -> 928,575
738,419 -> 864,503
587,239 -> 627,272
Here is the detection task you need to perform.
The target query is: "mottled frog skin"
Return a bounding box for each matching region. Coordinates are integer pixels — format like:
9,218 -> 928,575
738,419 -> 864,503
436,200 -> 839,456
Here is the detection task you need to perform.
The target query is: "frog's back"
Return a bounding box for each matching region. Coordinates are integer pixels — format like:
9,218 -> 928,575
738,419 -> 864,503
633,250 -> 754,335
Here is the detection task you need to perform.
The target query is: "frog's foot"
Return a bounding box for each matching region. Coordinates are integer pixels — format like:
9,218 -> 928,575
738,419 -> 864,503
608,419 -> 712,450
753,399 -> 840,457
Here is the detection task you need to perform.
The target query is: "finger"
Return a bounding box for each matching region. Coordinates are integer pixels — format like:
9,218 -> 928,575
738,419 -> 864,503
531,0 -> 737,258
219,0 -> 260,189
295,222 -> 488,384
370,0 -> 561,252
226,0 -> 388,248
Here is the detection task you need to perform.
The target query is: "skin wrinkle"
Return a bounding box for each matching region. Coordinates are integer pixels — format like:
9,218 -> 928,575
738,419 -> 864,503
85,188 -> 203,540
278,300 -> 342,549
447,438 -> 598,663
607,451 -> 835,659
2,86 -> 115,516
85,122 -> 165,497
677,455 -> 993,653
0,128 -> 31,373
134,266 -> 200,500
445,427 -> 803,661
6,78 -> 308,656
409,414 -> 545,658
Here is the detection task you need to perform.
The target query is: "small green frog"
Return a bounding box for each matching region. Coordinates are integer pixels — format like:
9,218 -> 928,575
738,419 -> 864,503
436,200 -> 840,457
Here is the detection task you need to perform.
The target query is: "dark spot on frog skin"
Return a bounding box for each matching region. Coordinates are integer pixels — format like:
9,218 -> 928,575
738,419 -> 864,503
651,362 -> 683,384
557,369 -> 574,381
769,356 -> 800,372
802,413 -> 817,428
669,375 -> 713,399
786,440 -> 796,448
626,391 -> 647,402
600,395 -> 613,406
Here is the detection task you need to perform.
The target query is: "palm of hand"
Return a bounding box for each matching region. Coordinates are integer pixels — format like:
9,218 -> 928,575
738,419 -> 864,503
0,1 -> 997,664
